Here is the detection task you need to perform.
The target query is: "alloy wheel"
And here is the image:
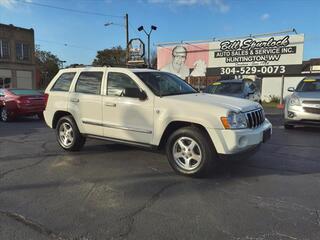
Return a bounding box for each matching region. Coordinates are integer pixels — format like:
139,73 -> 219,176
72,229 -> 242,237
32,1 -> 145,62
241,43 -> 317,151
172,136 -> 202,171
59,122 -> 74,148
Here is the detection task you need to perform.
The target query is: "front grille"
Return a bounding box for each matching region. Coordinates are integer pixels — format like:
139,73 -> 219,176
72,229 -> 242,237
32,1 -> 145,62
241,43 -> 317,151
303,107 -> 320,114
245,108 -> 265,128
303,100 -> 320,104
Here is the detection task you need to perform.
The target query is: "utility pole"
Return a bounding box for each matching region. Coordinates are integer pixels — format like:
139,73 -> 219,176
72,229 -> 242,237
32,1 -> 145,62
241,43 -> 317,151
125,13 -> 129,64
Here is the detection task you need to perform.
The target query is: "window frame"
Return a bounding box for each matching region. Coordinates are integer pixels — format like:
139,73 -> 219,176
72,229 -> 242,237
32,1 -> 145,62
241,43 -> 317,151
106,71 -> 141,98
0,39 -> 10,59
15,42 -> 30,61
51,72 -> 76,92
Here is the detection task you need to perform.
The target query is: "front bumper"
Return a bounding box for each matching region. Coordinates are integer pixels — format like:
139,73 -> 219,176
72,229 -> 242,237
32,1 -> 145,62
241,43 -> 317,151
207,119 -> 272,155
285,105 -> 320,125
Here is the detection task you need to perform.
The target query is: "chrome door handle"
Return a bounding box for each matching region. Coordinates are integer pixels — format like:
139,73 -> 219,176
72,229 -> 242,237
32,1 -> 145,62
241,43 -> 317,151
70,98 -> 79,103
105,102 -> 116,107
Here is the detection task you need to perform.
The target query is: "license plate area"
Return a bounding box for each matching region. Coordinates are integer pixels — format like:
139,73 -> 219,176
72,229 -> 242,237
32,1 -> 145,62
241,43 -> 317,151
263,128 -> 271,143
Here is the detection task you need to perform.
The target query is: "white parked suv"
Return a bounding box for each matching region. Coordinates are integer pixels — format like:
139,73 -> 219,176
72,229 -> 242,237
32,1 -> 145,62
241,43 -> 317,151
44,67 -> 272,177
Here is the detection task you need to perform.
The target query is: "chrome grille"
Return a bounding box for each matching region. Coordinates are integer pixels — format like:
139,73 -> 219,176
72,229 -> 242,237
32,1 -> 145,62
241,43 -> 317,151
245,108 -> 265,128
303,100 -> 320,104
303,107 -> 320,114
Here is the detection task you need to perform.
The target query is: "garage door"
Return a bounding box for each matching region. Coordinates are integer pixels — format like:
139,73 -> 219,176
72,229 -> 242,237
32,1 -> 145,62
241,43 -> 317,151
17,70 -> 33,89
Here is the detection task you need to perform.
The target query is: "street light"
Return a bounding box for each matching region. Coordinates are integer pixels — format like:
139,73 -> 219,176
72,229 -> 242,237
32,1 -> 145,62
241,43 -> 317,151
138,25 -> 157,68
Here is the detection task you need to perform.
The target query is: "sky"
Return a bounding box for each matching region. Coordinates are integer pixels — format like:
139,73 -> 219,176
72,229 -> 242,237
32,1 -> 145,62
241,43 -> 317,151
0,0 -> 319,65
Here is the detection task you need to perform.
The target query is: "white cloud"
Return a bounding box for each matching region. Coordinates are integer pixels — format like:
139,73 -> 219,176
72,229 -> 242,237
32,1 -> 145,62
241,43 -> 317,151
261,13 -> 270,21
147,0 -> 230,13
0,0 -> 16,9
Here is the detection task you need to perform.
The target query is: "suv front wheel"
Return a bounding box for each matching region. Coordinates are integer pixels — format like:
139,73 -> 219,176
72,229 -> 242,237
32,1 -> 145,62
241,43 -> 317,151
56,115 -> 86,151
166,126 -> 217,177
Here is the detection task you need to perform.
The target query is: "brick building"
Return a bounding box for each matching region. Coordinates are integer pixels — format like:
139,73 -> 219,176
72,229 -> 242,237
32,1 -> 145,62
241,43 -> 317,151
0,23 -> 36,89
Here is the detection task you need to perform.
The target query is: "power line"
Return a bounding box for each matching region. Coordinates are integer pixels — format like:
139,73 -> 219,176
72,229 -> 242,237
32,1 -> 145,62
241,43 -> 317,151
16,0 -> 123,18
36,39 -> 97,51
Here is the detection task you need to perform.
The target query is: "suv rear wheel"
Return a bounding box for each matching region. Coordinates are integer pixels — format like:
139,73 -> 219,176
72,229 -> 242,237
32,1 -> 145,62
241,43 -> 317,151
56,115 -> 86,151
166,126 -> 217,177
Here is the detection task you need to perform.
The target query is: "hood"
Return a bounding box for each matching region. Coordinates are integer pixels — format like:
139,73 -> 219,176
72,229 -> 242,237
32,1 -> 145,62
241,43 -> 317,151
294,91 -> 320,99
164,93 -> 260,112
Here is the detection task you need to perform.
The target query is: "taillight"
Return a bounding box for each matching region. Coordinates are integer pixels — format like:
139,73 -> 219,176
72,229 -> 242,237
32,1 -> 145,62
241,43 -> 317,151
44,93 -> 49,109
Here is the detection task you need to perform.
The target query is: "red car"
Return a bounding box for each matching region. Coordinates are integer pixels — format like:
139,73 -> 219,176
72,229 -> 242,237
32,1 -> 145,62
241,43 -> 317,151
0,88 -> 46,122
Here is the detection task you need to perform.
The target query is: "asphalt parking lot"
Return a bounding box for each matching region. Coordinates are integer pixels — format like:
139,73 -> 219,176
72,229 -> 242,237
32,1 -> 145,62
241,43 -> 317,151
1,113 -> 320,240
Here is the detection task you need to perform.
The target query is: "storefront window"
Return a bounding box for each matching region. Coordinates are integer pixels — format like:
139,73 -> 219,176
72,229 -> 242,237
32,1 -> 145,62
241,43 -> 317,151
0,77 -> 11,88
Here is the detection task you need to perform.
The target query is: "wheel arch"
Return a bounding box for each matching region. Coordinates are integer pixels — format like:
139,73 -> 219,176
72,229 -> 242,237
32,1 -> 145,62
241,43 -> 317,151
52,111 -> 73,129
158,121 -> 215,150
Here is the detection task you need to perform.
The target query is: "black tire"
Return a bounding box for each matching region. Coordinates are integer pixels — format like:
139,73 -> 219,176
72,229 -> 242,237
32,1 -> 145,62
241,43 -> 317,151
0,107 -> 11,122
284,124 -> 294,129
37,112 -> 44,120
166,126 -> 218,177
56,115 -> 86,151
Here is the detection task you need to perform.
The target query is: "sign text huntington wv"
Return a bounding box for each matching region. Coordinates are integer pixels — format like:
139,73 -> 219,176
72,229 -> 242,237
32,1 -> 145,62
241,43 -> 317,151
208,34 -> 304,76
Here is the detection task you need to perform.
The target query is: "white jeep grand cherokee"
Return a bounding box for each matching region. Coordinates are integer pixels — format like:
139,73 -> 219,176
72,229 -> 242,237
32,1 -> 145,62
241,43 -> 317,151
44,67 -> 272,177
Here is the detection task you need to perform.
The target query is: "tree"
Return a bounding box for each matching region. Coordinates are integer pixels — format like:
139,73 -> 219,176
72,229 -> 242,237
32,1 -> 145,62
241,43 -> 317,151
35,46 -> 62,89
92,46 -> 126,67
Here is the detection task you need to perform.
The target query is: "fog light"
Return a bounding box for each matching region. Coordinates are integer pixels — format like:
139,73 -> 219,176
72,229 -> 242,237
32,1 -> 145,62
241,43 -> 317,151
288,111 -> 295,118
238,136 -> 248,148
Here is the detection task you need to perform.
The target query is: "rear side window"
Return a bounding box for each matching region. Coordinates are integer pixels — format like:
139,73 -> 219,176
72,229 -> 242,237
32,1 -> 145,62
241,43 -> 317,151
75,71 -> 103,95
107,72 -> 139,96
0,89 -> 4,97
51,72 -> 75,92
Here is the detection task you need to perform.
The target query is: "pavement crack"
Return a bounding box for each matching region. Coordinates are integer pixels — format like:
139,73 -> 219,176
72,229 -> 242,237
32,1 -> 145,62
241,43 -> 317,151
0,210 -> 66,240
0,157 -> 46,180
118,181 -> 180,239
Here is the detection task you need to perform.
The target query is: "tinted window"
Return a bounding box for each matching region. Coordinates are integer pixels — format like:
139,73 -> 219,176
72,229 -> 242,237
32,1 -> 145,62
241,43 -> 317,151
204,85 -> 214,93
9,89 -> 42,96
51,72 -> 76,92
107,72 -> 139,97
211,82 -> 243,94
75,72 -> 103,95
296,79 -> 320,92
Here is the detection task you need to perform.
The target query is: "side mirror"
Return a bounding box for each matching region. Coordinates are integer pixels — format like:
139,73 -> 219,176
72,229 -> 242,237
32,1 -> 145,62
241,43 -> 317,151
123,88 -> 147,100
287,87 -> 295,92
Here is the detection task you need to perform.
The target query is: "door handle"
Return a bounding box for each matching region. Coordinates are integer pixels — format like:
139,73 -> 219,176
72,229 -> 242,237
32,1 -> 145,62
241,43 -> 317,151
70,98 -> 79,103
105,102 -> 116,107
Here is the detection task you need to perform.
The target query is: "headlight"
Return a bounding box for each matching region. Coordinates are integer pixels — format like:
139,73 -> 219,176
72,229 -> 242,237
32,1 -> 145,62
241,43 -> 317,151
289,95 -> 301,106
221,111 -> 248,129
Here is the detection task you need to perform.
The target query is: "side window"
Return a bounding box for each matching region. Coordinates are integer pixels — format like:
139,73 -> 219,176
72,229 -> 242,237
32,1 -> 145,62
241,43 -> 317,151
107,72 -> 139,97
51,72 -> 76,92
75,71 -> 103,95
0,89 -> 4,97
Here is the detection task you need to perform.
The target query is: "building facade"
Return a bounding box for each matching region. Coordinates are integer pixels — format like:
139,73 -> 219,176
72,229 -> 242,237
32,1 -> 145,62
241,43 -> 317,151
0,23 -> 36,89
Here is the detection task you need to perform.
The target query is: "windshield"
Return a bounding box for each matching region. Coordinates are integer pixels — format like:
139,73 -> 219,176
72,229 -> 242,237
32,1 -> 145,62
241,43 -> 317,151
9,89 -> 43,96
210,82 -> 243,94
134,71 -> 197,96
296,79 -> 320,92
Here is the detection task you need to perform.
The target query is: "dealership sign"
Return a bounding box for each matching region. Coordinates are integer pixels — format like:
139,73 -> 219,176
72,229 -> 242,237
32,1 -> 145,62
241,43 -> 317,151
157,34 -> 304,78
208,34 -> 304,76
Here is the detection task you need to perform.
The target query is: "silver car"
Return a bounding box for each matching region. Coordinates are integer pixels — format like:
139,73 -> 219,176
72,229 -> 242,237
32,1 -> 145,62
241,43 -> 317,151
284,77 -> 320,129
